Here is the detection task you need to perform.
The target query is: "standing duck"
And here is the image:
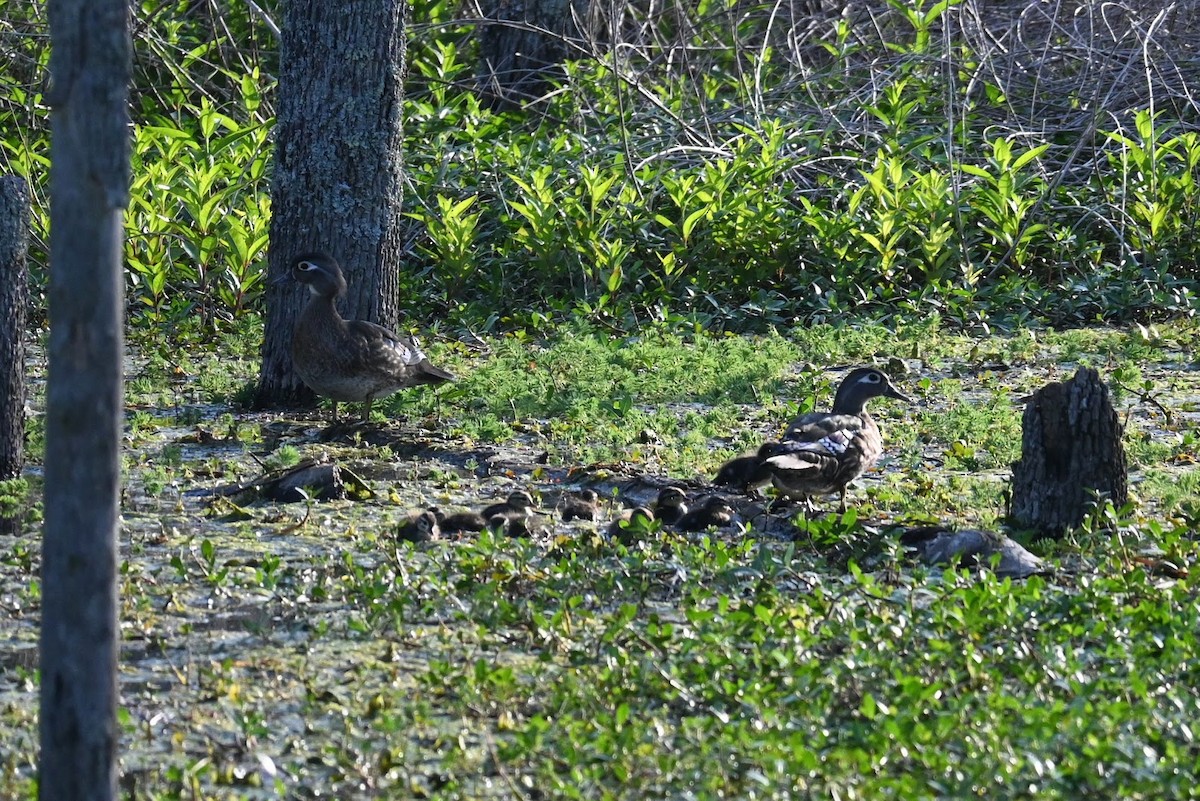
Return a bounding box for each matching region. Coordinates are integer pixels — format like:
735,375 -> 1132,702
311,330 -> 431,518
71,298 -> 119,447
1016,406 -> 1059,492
761,367 -> 910,512
279,251 -> 455,421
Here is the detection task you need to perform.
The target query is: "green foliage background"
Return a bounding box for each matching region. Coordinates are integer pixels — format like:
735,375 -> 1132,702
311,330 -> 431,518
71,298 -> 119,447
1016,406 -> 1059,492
2,0 -> 1200,336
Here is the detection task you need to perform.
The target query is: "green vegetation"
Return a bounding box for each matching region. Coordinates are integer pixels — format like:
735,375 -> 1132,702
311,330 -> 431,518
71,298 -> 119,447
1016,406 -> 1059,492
3,0 -> 1200,339
3,318 -> 1200,799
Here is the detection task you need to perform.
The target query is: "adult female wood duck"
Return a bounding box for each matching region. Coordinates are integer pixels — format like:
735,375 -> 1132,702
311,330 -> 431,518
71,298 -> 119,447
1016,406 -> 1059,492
280,252 -> 455,421
761,367 -> 911,512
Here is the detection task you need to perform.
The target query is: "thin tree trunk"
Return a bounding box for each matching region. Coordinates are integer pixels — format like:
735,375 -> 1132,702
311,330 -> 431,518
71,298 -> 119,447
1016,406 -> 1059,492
0,174 -> 29,482
1008,367 -> 1128,535
39,2 -> 129,799
254,0 -> 409,410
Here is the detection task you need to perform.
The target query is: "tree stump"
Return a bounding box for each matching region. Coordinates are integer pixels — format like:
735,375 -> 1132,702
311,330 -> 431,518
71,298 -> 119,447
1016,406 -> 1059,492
0,174 -> 29,483
1008,367 -> 1128,534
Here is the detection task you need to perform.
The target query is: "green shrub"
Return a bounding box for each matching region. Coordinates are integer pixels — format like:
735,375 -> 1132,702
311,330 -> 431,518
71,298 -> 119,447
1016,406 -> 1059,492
2,0 -> 1199,340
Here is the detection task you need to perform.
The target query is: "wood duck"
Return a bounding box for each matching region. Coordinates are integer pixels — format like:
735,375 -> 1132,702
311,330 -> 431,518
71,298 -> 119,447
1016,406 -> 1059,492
712,443 -> 776,493
676,496 -> 736,531
607,506 -> 655,543
481,490 -> 539,522
488,513 -> 533,539
761,367 -> 910,512
433,507 -> 488,534
279,252 -> 455,421
559,489 -> 600,521
653,487 -> 689,525
394,510 -> 439,543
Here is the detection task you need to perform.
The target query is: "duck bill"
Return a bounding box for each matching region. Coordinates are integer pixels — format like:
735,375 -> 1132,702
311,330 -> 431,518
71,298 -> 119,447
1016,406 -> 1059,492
886,386 -> 913,403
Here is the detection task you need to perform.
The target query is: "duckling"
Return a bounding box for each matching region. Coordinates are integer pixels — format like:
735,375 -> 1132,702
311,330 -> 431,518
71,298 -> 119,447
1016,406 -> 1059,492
653,487 -> 689,525
488,513 -> 532,539
559,489 -> 600,522
761,367 -> 911,512
434,508 -> 488,534
481,489 -> 539,522
606,506 -> 655,544
676,496 -> 736,531
712,443 -> 776,493
394,509 -> 439,543
279,252 -> 455,421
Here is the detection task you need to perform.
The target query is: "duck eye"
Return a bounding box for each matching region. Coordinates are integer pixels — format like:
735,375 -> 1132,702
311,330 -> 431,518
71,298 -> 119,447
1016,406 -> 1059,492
298,261 -> 319,272
865,372 -> 881,383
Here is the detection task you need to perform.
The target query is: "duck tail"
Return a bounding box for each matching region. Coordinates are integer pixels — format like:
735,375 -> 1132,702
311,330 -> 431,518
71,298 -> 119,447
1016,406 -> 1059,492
419,361 -> 457,383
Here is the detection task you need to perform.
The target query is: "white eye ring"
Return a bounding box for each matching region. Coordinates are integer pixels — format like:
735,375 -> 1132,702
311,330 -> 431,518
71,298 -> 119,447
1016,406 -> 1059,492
298,261 -> 319,271
865,372 -> 881,383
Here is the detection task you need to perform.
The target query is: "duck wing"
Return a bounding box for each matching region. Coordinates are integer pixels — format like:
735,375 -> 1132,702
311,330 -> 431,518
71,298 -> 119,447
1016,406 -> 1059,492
784,412 -> 867,444
764,414 -> 882,495
346,320 -> 456,383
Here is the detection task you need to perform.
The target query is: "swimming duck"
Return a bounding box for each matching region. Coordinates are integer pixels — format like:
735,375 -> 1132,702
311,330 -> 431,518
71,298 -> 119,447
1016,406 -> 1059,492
279,251 -> 455,421
761,367 -> 910,512
653,487 -> 689,525
394,509 -> 439,543
559,489 -> 600,521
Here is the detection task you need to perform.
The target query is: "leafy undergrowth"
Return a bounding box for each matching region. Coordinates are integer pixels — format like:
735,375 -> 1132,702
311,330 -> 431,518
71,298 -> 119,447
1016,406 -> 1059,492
2,319 -> 1199,799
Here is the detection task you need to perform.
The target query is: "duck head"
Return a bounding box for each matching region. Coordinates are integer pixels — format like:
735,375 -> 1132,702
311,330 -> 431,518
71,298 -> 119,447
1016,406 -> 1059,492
506,490 -> 538,511
832,367 -> 912,414
276,251 -> 347,299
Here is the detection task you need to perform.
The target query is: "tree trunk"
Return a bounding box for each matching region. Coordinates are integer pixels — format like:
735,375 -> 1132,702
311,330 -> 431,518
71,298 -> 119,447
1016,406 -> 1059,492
475,0 -> 605,108
40,2 -> 129,800
1008,367 -> 1128,535
0,174 -> 29,482
254,0 -> 409,410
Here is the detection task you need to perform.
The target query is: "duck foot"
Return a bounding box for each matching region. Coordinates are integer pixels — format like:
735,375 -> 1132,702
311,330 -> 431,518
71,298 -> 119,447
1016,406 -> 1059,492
318,419 -> 385,442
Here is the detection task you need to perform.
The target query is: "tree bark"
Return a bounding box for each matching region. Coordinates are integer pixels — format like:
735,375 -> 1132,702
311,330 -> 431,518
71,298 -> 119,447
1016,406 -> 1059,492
475,0 -> 605,109
0,175 -> 29,482
1008,367 -> 1128,535
254,0 -> 409,410
40,2 -> 129,800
